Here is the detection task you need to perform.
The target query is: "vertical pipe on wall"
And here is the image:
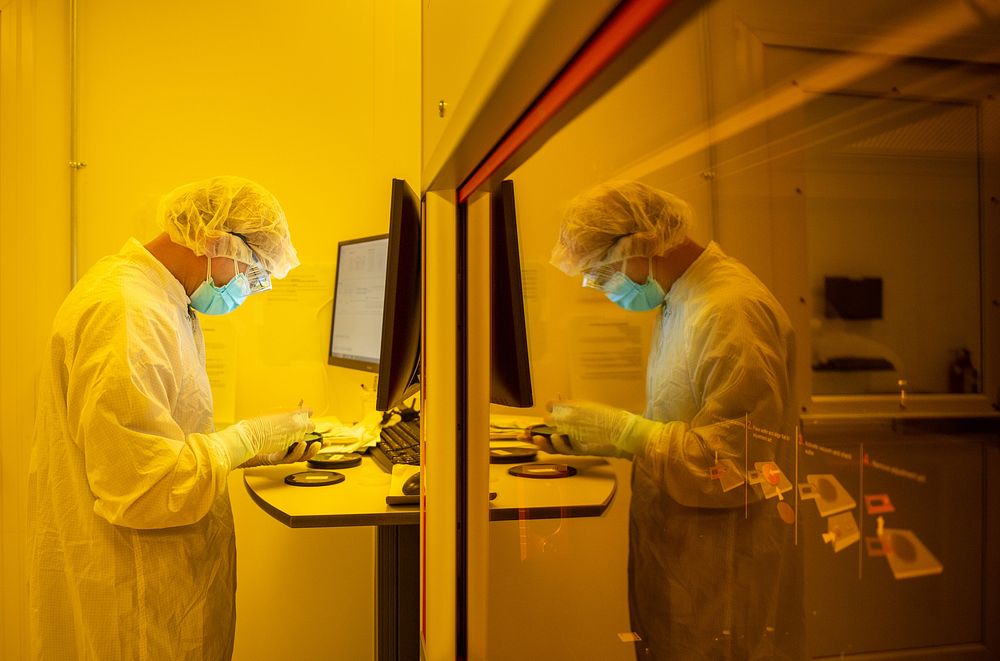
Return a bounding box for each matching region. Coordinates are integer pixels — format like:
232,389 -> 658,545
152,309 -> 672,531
67,0 -> 81,285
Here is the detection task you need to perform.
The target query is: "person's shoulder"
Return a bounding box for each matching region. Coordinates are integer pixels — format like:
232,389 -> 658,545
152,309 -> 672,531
55,267 -> 126,331
686,260 -> 788,329
58,256 -> 181,339
687,266 -> 759,308
115,267 -> 187,336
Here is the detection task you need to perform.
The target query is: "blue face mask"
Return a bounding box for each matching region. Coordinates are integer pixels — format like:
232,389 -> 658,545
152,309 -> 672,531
604,269 -> 665,312
190,257 -> 251,315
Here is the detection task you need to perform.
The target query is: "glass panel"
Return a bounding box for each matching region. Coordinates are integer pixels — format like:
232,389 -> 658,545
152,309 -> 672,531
482,1 -> 998,659
798,423 -> 984,655
803,96 -> 981,395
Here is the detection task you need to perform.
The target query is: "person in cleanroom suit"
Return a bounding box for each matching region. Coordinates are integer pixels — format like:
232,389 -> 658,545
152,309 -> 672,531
531,181 -> 804,660
29,176 -> 320,660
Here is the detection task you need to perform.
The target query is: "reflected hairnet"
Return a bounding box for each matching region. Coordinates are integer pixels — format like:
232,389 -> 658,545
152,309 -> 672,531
550,180 -> 692,275
157,176 -> 300,279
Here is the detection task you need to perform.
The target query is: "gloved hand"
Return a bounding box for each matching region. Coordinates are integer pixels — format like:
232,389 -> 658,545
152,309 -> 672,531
541,400 -> 659,457
238,438 -> 322,468
240,409 -> 316,455
211,409 -> 315,471
523,427 -> 582,456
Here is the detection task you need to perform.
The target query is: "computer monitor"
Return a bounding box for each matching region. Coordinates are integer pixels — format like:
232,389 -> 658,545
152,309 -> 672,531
327,234 -> 390,373
327,178 -> 421,413
377,178 -> 422,411
490,180 -> 533,407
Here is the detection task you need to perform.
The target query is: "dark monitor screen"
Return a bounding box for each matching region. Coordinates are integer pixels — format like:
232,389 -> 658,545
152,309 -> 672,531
825,276 -> 883,320
490,180 -> 533,407
327,234 -> 389,373
376,178 -> 421,411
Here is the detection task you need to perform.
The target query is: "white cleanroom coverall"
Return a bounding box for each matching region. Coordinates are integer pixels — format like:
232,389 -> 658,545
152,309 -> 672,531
630,242 -> 803,660
30,239 -> 240,660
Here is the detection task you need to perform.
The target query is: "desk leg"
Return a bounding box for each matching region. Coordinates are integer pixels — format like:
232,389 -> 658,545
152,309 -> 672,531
376,525 -> 419,661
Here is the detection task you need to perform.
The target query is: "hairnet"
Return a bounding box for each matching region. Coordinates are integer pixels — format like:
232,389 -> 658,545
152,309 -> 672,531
157,176 -> 300,279
550,180 -> 692,275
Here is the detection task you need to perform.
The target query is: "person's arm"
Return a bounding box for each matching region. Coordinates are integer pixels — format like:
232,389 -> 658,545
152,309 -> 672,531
635,297 -> 794,508
67,302 -> 310,529
544,297 -> 794,509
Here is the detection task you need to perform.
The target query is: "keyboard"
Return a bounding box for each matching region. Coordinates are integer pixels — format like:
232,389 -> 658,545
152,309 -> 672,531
371,419 -> 421,472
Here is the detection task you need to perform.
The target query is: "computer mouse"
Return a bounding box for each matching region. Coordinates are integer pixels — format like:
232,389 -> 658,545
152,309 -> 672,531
402,471 -> 421,496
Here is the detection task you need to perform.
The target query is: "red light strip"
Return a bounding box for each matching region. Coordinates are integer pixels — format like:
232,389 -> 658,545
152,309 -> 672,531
457,0 -> 673,202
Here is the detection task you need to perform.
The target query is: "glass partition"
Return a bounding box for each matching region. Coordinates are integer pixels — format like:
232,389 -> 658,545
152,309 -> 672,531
479,1 -> 999,659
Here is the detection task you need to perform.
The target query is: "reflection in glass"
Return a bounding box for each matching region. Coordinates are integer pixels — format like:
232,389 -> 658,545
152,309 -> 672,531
545,181 -> 800,659
804,96 -> 980,396
484,1 -> 998,659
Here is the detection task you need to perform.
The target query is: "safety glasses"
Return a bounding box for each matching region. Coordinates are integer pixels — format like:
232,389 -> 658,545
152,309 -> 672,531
229,232 -> 272,295
242,253 -> 272,295
581,262 -> 621,291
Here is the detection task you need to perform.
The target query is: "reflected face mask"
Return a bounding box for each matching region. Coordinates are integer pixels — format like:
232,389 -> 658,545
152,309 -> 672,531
190,257 -> 251,315
604,259 -> 665,312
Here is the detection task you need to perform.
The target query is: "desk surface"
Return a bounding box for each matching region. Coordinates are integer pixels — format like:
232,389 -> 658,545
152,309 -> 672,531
243,453 -> 618,529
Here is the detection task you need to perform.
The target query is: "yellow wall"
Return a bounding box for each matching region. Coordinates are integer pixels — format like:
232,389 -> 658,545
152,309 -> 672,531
1,1 -> 70,658
74,0 -> 420,422
2,1 -> 419,659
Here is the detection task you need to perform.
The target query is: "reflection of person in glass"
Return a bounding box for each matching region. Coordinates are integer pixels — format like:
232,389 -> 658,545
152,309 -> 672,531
533,181 -> 803,659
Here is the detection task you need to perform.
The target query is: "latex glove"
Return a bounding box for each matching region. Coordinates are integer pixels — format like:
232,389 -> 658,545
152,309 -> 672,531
241,409 -> 316,455
211,409 -> 315,471
545,400 -> 659,457
239,438 -> 322,468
